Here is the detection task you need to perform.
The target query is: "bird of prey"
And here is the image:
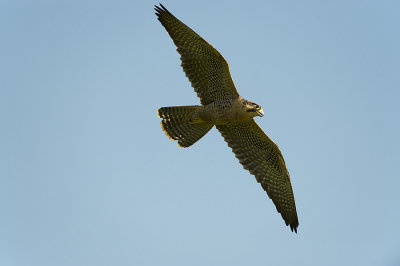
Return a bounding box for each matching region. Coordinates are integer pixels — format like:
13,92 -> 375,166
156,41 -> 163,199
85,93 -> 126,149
155,4 -> 299,233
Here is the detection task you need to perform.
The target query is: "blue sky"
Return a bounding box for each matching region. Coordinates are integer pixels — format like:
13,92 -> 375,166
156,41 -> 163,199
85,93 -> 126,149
1,1 -> 400,265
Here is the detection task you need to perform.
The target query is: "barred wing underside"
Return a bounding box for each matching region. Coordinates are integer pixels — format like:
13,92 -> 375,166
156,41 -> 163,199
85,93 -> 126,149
155,4 -> 239,105
217,120 -> 299,232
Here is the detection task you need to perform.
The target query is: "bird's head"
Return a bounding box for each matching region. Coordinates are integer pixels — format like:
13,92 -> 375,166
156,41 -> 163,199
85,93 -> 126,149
242,100 -> 264,118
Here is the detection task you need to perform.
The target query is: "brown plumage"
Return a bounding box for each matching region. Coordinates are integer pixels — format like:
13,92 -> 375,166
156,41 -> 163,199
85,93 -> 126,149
155,4 -> 299,232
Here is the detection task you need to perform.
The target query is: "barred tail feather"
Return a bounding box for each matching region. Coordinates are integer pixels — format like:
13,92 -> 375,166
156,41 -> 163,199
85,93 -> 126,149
157,106 -> 213,148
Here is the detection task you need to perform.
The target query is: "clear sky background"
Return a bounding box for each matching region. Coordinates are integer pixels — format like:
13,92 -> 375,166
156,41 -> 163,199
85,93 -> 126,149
1,1 -> 400,265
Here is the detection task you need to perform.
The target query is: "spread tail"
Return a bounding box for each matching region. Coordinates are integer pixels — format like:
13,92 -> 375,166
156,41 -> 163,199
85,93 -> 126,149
157,106 -> 213,148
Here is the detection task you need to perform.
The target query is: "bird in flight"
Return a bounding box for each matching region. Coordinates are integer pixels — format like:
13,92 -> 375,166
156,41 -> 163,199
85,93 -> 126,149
155,4 -> 299,233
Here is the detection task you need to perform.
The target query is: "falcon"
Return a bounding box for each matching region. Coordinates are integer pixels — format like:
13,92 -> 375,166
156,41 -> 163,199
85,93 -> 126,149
155,4 -> 299,232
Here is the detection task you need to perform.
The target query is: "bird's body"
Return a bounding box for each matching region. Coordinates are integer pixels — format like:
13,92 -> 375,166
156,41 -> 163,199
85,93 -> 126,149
155,4 -> 299,232
187,98 -> 258,125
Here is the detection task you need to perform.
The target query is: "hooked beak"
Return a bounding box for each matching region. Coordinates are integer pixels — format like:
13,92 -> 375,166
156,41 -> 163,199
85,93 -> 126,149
257,108 -> 264,117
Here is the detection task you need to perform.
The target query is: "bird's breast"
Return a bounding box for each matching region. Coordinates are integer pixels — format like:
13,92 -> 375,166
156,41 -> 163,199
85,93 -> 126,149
200,100 -> 251,125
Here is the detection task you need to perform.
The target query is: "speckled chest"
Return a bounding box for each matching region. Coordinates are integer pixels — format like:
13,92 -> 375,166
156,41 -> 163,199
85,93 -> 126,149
200,98 -> 251,125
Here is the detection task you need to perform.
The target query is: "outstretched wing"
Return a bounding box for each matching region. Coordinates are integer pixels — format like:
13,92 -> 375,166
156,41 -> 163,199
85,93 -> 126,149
155,4 -> 239,105
217,120 -> 299,232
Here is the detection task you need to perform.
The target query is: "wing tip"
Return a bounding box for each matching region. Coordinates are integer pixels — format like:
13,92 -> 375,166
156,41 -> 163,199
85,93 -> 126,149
290,222 -> 299,233
154,3 -> 171,17
285,215 -> 299,233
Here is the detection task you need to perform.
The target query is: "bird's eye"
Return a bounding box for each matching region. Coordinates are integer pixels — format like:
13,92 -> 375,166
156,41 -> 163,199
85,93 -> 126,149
255,105 -> 260,109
